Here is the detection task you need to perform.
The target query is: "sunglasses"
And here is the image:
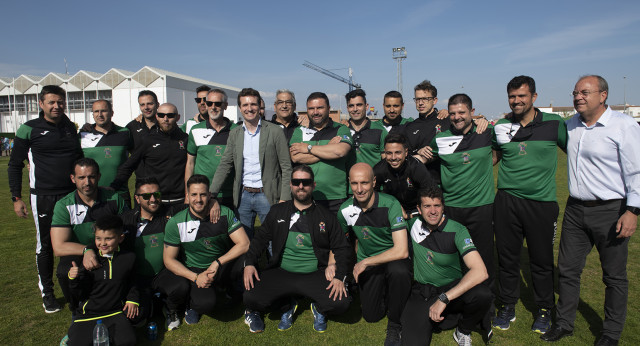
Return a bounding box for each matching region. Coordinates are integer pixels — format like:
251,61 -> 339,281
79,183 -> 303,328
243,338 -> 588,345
194,97 -> 207,103
291,178 -> 314,187
157,112 -> 177,119
136,191 -> 162,200
205,101 -> 224,107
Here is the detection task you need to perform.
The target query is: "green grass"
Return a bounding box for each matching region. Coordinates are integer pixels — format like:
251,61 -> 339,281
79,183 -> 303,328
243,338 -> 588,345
0,151 -> 637,345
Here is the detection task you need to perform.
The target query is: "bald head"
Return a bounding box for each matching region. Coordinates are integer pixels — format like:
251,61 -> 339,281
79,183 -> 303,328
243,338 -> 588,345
156,103 -> 180,133
350,163 -> 376,208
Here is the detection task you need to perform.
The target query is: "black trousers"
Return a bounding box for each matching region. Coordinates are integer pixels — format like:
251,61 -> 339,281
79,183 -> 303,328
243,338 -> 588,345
31,193 -> 67,297
133,268 -> 190,324
401,281 -> 492,346
243,267 -> 351,316
67,313 -> 136,346
494,190 -> 558,309
555,198 -> 628,340
358,258 -> 412,324
445,204 -> 494,288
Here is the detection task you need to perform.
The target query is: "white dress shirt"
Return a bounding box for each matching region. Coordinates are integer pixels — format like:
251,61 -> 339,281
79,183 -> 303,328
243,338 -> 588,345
566,106 -> 640,208
242,120 -> 263,188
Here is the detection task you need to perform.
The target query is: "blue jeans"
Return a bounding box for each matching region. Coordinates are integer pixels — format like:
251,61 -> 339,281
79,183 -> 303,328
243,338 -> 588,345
237,190 -> 271,239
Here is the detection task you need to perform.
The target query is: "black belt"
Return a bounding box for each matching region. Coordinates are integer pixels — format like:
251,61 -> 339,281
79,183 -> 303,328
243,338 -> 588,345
243,186 -> 264,193
568,197 -> 623,207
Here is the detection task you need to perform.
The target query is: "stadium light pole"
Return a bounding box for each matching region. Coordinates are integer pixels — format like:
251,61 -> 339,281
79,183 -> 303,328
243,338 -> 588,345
392,47 -> 407,95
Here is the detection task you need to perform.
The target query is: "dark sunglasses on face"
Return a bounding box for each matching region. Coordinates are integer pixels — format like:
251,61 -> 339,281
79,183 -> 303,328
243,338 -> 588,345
157,112 -> 177,119
291,179 -> 314,187
205,101 -> 224,107
194,97 -> 207,103
136,191 -> 162,200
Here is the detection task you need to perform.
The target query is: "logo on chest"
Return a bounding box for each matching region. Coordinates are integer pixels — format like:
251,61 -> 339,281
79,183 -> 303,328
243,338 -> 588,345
435,125 -> 442,134
215,145 -> 222,156
426,250 -> 435,265
202,238 -> 214,249
319,222 -> 326,232
406,177 -> 413,188
361,227 -> 370,240
296,234 -> 305,247
518,142 -> 527,155
462,152 -> 470,164
179,140 -> 185,150
149,235 -> 159,248
104,147 -> 112,158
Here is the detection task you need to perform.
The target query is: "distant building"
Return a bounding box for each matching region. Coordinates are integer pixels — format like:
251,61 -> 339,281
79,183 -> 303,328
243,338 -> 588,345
0,66 -> 241,133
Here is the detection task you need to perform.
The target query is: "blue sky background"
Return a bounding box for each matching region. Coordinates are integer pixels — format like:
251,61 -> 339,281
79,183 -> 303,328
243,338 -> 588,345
2,0 -> 639,119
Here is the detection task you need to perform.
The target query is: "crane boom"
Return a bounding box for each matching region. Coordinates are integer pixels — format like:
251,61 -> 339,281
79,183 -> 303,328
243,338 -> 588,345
302,60 -> 361,91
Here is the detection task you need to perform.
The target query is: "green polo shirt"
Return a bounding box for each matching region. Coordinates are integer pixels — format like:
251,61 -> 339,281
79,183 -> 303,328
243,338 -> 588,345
80,124 -> 132,187
280,210 -> 319,274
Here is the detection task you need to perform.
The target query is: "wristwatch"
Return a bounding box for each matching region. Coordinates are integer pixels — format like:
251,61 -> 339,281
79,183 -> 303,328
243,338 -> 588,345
438,292 -> 450,304
307,144 -> 313,153
11,196 -> 21,202
627,206 -> 640,216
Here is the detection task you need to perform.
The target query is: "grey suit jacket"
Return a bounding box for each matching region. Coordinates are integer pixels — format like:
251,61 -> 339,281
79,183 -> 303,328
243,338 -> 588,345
210,120 -> 292,207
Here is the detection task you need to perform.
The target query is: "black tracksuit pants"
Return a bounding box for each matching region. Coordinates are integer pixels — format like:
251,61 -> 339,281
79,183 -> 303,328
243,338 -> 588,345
357,258 -> 412,324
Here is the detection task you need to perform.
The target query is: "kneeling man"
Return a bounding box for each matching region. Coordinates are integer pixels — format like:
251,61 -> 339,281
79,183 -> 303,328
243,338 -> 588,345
243,165 -> 354,333
401,186 -> 490,345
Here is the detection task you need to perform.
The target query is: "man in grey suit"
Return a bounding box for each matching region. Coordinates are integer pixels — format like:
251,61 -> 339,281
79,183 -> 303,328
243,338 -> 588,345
209,88 -> 292,238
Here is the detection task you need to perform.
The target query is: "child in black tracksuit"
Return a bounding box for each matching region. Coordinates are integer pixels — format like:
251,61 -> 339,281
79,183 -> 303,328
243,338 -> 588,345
67,215 -> 138,346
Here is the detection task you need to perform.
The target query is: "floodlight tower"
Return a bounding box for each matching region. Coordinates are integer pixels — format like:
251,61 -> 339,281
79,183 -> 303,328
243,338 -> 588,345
392,47 -> 407,95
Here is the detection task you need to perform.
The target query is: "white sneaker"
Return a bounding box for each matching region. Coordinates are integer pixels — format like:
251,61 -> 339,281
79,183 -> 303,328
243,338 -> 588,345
164,307 -> 181,331
453,327 -> 472,346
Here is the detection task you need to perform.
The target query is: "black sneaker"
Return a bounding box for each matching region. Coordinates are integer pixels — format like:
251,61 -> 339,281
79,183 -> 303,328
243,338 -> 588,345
384,321 -> 401,346
43,294 -> 61,313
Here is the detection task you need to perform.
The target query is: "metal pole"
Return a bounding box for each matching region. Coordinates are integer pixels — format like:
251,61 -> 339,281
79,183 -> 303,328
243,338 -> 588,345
623,76 -> 627,114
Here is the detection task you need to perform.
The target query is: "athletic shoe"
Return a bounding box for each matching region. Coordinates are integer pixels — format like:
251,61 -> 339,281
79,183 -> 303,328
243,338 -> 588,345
164,307 -> 181,331
59,334 -> 69,346
384,321 -> 401,346
531,308 -> 551,334
43,294 -> 61,313
184,308 -> 200,325
453,327 -> 472,346
244,310 -> 264,333
277,299 -> 298,331
310,303 -> 327,333
492,304 -> 516,330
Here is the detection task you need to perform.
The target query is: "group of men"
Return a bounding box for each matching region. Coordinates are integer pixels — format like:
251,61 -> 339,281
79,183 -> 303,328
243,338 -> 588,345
8,74 -> 638,346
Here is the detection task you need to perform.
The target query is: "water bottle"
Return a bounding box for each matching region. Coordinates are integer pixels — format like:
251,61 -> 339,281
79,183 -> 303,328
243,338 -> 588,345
147,322 -> 158,341
93,319 -> 109,346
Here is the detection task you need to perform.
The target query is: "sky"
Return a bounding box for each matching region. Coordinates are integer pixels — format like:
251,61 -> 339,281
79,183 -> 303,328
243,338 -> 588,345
2,0 -> 639,119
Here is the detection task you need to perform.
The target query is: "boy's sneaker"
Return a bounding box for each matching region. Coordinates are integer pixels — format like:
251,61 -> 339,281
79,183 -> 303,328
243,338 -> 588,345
244,310 -> 264,333
43,294 -> 61,313
310,303 -> 327,333
164,307 -> 181,331
59,334 -> 69,346
184,308 -> 200,325
277,299 -> 298,331
453,327 -> 472,346
492,304 -> 516,330
531,308 -> 551,334
384,321 -> 401,346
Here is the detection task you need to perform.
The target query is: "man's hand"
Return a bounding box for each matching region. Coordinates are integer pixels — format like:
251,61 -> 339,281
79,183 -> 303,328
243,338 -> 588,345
195,271 -> 212,288
325,263 -> 336,281
83,249 -> 101,270
416,146 -> 434,162
329,136 -> 342,144
209,199 -> 220,223
123,303 -> 139,319
206,260 -> 221,281
353,259 -> 369,283
298,114 -> 309,127
290,142 -> 310,156
243,265 -> 260,290
326,278 -> 347,301
80,122 -> 92,132
13,200 -> 28,218
135,114 -> 143,122
473,117 -> 489,134
436,109 -> 449,120
429,300 -> 447,322
616,211 -> 637,238
69,261 -> 79,279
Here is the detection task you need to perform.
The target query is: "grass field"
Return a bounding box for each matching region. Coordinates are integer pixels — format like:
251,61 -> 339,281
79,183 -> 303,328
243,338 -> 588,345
0,151 -> 638,345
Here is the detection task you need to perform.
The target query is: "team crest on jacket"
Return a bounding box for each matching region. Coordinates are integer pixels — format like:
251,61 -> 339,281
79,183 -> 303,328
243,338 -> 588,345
203,239 -> 213,249
319,222 -> 326,232
361,227 -> 370,240
518,142 -> 527,155
406,177 -> 413,188
215,145 -> 222,156
104,147 -> 112,158
435,124 -> 442,134
149,235 -> 159,248
296,234 -> 305,247
179,140 -> 185,150
462,152 -> 470,164
426,250 -> 435,264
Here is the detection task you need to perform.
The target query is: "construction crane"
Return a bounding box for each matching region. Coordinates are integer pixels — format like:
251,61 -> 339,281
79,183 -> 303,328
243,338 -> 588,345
302,60 -> 361,91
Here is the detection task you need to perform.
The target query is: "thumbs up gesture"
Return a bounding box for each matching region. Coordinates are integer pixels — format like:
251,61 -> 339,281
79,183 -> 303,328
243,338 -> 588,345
69,261 -> 79,279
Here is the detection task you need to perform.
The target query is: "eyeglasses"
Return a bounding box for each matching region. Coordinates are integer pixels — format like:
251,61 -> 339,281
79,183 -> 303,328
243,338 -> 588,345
275,100 -> 294,106
413,97 -> 435,103
135,191 -> 162,200
291,178 -> 314,187
571,90 -> 602,97
194,97 -> 207,103
157,113 -> 177,119
205,101 -> 224,107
